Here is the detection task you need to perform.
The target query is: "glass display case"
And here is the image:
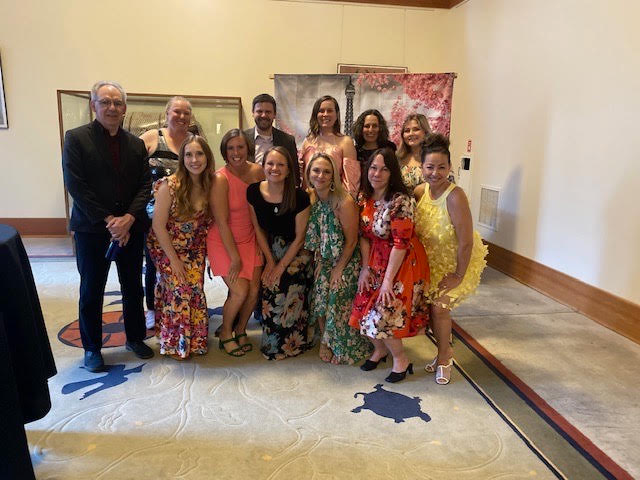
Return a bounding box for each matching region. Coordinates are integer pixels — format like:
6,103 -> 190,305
57,90 -> 242,230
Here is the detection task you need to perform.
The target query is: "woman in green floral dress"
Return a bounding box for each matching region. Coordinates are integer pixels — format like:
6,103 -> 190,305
304,153 -> 373,364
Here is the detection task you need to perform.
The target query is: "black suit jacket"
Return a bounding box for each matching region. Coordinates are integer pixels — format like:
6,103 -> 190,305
244,126 -> 300,185
62,120 -> 151,233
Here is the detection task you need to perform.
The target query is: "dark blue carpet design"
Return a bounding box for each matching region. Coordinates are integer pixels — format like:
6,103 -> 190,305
105,290 -> 123,306
208,306 -> 223,316
352,384 -> 431,424
62,363 -> 145,400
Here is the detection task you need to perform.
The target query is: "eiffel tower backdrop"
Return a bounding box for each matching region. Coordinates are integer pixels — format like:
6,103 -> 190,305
273,73 -> 455,147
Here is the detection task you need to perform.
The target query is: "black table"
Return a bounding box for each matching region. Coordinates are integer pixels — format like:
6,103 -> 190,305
0,224 -> 57,480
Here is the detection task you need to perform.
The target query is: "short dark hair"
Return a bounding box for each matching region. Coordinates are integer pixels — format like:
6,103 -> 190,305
361,147 -> 410,201
220,129 -> 254,162
421,133 -> 451,165
252,94 -> 276,113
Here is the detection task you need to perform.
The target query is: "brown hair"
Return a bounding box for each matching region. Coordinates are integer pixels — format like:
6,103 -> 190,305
361,147 -> 409,201
263,146 -> 297,216
308,95 -> 342,138
174,135 -> 215,220
352,109 -> 390,148
219,128 -> 254,162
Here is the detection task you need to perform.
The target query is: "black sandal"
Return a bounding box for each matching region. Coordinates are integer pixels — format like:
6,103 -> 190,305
219,337 -> 245,357
235,333 -> 253,352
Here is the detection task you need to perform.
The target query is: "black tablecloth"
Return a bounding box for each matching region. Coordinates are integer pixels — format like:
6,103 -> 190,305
0,224 -> 57,479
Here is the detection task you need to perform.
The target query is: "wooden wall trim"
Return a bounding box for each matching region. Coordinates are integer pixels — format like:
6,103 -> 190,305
486,241 -> 640,345
0,218 -> 68,236
321,0 -> 464,9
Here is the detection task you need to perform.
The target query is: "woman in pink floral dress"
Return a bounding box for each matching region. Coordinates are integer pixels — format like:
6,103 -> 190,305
147,135 -> 215,359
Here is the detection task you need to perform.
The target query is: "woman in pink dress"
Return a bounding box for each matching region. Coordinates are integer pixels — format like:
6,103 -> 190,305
207,129 -> 265,356
300,95 -> 360,197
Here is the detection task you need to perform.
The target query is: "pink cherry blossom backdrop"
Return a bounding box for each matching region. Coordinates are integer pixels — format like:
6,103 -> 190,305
274,73 -> 455,147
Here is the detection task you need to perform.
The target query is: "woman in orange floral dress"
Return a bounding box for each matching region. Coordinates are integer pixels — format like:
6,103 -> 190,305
349,148 -> 429,383
147,135 -> 214,359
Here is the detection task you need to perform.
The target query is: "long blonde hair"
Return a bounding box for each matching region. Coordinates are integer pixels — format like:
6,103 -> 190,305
305,152 -> 348,210
174,135 -> 215,220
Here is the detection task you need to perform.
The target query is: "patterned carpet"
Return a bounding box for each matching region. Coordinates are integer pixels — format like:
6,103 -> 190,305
25,260 -> 626,479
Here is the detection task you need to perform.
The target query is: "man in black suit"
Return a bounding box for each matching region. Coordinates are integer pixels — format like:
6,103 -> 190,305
244,93 -> 300,185
62,80 -> 154,372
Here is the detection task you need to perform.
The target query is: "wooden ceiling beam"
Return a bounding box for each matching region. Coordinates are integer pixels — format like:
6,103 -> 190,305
320,0 -> 466,9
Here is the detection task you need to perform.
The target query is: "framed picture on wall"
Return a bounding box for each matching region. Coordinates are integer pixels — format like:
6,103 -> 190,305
337,63 -> 408,74
0,54 -> 7,129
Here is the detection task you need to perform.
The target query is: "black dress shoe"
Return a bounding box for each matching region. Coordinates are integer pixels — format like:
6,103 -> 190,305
126,340 -> 154,359
360,355 -> 388,371
84,351 -> 105,372
385,363 -> 414,383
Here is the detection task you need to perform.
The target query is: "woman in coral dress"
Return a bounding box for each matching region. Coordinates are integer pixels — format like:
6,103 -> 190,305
349,148 -> 429,383
304,152 -> 373,365
415,134 -> 488,384
207,129 -> 265,357
300,95 -> 360,197
147,135 -> 215,359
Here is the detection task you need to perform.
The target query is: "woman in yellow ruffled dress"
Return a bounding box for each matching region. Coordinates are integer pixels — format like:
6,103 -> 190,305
414,134 -> 487,385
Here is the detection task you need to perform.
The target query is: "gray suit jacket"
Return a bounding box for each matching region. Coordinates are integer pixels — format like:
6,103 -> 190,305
244,126 -> 300,186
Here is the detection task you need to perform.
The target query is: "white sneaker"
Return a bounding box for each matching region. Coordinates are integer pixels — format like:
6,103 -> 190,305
145,310 -> 156,329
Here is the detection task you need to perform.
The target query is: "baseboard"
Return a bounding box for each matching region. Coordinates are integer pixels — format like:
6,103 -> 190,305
486,241 -> 640,345
0,218 -> 68,236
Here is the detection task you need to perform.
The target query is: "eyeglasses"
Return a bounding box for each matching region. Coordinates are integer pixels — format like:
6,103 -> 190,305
96,99 -> 125,108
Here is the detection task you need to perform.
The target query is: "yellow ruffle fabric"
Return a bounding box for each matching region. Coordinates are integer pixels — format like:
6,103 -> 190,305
415,183 -> 488,310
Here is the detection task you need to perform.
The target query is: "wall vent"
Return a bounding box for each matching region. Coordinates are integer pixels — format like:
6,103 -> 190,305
478,185 -> 500,231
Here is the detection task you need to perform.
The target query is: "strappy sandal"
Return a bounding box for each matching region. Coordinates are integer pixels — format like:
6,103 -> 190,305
234,333 -> 253,352
435,359 -> 454,385
219,337 -> 245,357
424,356 -> 438,373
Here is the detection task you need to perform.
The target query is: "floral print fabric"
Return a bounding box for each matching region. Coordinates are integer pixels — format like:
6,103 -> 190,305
349,193 -> 430,339
415,183 -> 488,309
146,176 -> 211,358
305,200 -> 373,364
261,236 -> 315,360
401,163 -> 424,190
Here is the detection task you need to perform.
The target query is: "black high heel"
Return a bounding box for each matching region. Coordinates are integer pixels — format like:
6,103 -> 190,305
385,363 -> 414,383
360,355 -> 388,371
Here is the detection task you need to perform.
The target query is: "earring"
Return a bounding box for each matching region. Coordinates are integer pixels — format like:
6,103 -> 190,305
329,181 -> 336,192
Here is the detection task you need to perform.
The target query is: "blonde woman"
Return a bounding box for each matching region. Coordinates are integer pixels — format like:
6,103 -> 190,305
396,113 -> 431,190
304,153 -> 373,365
140,96 -> 193,328
147,135 -> 215,359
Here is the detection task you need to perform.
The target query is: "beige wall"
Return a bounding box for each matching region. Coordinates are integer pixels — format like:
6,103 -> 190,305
446,0 -> 640,303
0,0 -> 448,217
1,0 -> 639,304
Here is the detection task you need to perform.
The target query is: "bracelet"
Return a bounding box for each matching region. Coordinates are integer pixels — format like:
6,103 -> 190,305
453,271 -> 463,279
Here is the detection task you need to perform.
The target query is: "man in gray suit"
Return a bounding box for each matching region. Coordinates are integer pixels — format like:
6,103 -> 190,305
244,93 -> 300,186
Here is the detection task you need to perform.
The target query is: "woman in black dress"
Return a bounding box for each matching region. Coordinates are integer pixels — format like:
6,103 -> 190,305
352,109 -> 396,177
247,146 -> 315,360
